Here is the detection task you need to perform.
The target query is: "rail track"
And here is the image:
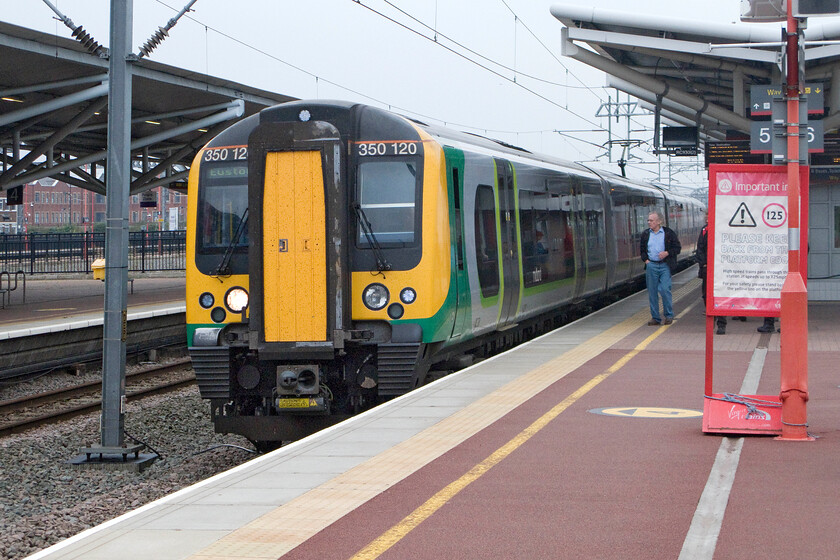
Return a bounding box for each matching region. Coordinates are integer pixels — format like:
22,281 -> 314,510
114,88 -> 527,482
0,358 -> 195,437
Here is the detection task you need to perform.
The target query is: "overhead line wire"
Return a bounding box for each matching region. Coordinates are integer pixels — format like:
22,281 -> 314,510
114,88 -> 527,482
152,0 -> 669,170
495,0 -> 654,134
495,0 -> 607,101
370,0 -> 658,154
153,0 -> 611,137
353,0 -> 608,131
153,0 -> 389,107
491,0 -> 658,135
377,0 -> 599,91
554,131 -> 609,151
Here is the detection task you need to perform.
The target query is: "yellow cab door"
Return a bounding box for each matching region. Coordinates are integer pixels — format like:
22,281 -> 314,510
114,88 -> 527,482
261,151 -> 327,341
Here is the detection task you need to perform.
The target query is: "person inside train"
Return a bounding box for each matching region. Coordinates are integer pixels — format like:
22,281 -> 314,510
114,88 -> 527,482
641,211 -> 680,326
535,230 -> 548,255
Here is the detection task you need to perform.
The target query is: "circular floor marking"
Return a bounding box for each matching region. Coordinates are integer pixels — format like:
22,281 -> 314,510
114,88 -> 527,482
589,406 -> 703,418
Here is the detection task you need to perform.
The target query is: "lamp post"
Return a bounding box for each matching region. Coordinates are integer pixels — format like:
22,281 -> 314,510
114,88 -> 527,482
740,0 -> 817,441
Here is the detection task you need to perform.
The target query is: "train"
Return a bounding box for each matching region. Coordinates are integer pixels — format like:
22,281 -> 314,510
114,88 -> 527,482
186,99 -> 704,450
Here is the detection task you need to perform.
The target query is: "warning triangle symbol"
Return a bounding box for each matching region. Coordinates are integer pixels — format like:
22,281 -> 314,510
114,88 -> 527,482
728,202 -> 757,227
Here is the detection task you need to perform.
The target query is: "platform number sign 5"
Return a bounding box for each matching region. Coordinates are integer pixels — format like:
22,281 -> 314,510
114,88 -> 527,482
758,126 -> 771,145
750,117 -> 823,155
755,125 -> 816,145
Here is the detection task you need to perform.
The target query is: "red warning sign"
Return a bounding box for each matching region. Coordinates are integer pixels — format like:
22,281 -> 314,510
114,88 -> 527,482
708,165 -> 808,316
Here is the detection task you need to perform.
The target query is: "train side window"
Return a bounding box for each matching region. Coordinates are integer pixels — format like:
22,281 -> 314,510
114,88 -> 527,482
583,192 -> 606,270
474,184 -> 499,298
520,190 -> 546,287
452,167 -> 464,270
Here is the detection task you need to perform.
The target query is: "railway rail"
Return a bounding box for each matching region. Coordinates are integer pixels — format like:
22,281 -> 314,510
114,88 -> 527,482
0,358 -> 195,437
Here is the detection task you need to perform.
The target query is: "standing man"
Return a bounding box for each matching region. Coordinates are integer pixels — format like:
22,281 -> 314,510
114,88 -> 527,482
641,211 -> 681,325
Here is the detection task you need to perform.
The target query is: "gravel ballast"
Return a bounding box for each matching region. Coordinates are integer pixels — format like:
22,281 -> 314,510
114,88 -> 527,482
0,385 -> 256,560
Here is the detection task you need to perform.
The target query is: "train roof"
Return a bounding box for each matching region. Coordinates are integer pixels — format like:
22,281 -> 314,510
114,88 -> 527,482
405,116 -> 600,175
203,100 -> 704,206
398,110 -> 700,202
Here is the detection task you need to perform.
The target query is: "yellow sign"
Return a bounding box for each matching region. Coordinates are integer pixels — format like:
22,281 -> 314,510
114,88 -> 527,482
276,397 -> 316,409
590,407 -> 702,418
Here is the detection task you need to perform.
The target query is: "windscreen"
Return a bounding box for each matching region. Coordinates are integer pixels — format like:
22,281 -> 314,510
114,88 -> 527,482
357,160 -> 418,246
197,161 -> 248,253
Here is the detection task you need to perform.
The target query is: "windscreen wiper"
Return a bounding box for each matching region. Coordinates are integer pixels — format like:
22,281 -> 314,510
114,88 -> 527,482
353,202 -> 390,272
213,207 -> 248,278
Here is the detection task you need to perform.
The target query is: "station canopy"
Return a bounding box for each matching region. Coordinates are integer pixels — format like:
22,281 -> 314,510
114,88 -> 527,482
551,3 -> 840,144
0,21 -> 295,196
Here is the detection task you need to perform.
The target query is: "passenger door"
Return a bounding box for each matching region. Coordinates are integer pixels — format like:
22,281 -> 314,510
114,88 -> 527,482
447,156 -> 469,338
495,159 -> 520,328
570,176 -> 586,299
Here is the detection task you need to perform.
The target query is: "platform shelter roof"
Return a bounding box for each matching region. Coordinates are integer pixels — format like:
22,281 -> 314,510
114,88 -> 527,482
0,20 -> 295,196
552,4 -> 840,144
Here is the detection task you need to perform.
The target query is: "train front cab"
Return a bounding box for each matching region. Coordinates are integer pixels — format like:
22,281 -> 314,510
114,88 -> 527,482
186,116 -> 354,443
233,106 -> 453,443
187,103 -> 458,445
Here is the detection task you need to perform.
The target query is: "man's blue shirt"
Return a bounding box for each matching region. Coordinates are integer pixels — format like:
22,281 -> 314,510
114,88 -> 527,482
647,228 -> 665,261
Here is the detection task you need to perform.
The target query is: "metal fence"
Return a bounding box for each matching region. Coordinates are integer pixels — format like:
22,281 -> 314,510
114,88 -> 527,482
0,231 -> 186,274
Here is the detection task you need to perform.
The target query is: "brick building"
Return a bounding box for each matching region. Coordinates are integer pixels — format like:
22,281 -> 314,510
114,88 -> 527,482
5,179 -> 187,233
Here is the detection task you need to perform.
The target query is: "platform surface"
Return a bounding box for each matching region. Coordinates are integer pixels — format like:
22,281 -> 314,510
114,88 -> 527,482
22,269 -> 840,560
0,276 -> 185,338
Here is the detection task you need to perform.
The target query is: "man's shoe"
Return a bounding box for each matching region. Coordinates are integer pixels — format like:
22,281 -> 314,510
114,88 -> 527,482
757,325 -> 774,333
716,326 -> 726,335
663,318 -> 673,325
647,319 -> 661,326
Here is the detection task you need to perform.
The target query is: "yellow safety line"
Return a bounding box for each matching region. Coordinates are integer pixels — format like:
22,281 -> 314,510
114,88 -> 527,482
350,299 -> 699,560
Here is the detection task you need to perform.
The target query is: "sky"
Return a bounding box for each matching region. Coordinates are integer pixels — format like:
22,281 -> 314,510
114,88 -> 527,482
1,0 -> 764,190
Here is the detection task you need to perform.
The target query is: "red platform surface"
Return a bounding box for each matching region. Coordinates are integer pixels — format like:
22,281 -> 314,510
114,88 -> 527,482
282,300 -> 840,560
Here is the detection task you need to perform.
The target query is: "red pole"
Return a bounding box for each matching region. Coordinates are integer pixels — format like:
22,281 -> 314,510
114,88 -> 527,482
778,8 -> 812,441
705,315 -> 714,396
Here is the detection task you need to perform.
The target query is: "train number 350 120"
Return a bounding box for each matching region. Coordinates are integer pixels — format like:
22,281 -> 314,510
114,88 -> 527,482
357,141 -> 418,157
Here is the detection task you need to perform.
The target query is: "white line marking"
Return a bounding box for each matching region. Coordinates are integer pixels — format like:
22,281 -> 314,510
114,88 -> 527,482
678,346 -> 768,559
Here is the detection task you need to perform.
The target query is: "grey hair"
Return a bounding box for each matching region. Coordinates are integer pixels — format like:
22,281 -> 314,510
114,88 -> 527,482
649,211 -> 663,222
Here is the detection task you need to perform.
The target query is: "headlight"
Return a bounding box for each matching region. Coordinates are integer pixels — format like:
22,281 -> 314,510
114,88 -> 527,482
363,283 -> 389,310
400,287 -> 416,304
225,287 -> 249,312
199,292 -> 214,309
